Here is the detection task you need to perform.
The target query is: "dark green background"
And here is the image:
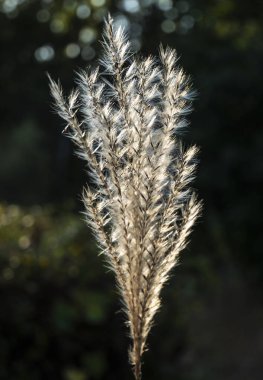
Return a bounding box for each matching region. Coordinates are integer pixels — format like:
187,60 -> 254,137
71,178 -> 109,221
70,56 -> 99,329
0,1 -> 263,379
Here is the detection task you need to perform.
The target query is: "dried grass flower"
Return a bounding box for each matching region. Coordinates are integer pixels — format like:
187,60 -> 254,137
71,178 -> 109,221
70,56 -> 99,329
49,15 -> 201,380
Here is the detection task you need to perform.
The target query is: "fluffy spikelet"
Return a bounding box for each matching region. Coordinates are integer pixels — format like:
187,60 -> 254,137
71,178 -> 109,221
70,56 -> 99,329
49,14 -> 201,380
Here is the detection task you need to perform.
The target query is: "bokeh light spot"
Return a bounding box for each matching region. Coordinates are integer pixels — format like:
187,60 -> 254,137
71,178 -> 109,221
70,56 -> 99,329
91,0 -> 105,7
131,38 -> 141,52
79,27 -> 96,44
76,4 -> 91,19
122,0 -> 140,13
114,15 -> 130,31
50,18 -> 65,33
93,7 -> 107,21
180,14 -> 195,29
65,43 -> 80,58
18,235 -> 31,249
35,45 -> 55,62
158,0 -> 173,11
81,46 -> 96,61
36,9 -> 50,23
179,14 -> 195,33
161,19 -> 176,33
2,0 -> 18,13
22,214 -> 35,228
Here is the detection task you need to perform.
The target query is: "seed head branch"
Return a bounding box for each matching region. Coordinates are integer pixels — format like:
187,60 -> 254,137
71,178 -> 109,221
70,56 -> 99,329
49,14 -> 201,380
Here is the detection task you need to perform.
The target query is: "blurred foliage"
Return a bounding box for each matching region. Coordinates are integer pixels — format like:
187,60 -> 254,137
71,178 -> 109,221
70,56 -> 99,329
1,0 -> 263,379
1,204 -> 263,380
0,203 -> 126,380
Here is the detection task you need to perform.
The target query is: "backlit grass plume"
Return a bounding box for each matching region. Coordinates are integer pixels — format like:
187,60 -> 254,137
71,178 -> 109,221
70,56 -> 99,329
49,15 -> 201,380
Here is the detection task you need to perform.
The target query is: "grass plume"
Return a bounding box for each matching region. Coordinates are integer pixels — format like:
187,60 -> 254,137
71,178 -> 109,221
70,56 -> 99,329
49,15 -> 201,380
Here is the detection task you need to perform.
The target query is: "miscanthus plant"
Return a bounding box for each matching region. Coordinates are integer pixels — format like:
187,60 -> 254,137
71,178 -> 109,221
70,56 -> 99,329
49,15 -> 201,380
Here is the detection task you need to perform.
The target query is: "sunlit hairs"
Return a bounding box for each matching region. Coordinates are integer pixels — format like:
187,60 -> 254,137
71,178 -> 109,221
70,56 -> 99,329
49,15 -> 201,380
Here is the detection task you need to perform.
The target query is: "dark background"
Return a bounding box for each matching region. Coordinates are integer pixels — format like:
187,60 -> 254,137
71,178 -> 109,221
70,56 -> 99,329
1,1 -> 263,379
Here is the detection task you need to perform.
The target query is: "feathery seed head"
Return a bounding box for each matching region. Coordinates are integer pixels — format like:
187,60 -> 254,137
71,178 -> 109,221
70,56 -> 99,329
49,15 -> 201,380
